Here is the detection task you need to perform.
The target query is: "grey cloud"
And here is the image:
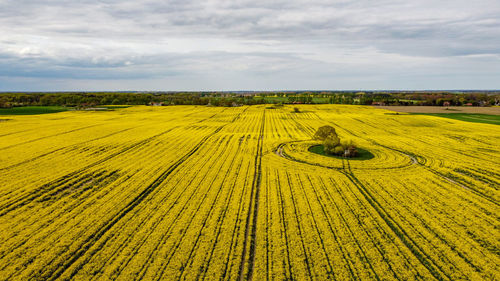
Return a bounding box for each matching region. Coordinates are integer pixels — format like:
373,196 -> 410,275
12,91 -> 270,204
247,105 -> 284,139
0,49 -> 315,80
0,0 -> 499,90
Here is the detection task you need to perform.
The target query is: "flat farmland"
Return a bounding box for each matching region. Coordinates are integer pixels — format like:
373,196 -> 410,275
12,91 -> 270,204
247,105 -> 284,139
0,105 -> 498,280
375,105 -> 500,115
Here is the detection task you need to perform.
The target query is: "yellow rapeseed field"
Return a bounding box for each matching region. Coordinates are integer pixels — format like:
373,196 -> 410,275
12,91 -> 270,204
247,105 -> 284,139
0,105 -> 498,280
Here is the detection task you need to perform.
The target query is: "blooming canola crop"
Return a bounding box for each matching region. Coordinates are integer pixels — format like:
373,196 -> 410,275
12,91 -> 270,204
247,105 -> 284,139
0,105 -> 498,280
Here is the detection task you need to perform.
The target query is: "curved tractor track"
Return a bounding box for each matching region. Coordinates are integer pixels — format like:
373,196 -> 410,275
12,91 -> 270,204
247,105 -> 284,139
274,141 -> 418,171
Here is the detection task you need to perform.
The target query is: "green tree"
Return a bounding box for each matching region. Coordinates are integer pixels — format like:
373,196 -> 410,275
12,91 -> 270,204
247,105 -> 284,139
323,136 -> 341,155
314,125 -> 337,140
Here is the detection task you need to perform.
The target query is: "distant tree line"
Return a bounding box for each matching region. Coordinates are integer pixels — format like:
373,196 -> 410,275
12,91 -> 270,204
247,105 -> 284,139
0,91 -> 498,108
0,92 -> 265,108
259,91 -> 500,106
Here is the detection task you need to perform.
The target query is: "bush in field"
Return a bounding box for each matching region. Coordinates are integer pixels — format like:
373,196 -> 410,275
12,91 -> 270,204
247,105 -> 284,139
333,145 -> 344,155
340,139 -> 358,157
314,125 -> 357,157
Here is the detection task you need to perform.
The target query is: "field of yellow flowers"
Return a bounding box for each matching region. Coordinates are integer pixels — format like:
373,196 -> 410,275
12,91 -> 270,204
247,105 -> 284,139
0,105 -> 498,280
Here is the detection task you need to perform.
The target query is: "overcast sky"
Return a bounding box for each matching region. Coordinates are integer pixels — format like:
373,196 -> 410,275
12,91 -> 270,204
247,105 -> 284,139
1,0 -> 499,91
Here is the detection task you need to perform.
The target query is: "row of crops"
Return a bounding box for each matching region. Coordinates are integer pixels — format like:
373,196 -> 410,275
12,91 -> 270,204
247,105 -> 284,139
0,105 -> 498,280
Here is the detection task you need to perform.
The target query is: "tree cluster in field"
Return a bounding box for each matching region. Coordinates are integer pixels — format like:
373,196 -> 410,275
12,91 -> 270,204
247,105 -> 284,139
314,126 -> 358,158
0,91 -> 498,108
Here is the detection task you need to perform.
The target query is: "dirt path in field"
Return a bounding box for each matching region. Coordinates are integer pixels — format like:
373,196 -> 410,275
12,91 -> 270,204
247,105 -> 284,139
275,145 -> 284,157
374,106 -> 500,115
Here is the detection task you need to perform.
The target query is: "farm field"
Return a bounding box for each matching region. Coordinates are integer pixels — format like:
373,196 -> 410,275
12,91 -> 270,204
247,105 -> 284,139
376,105 -> 500,115
0,106 -> 70,115
410,113 -> 500,125
0,105 -> 498,280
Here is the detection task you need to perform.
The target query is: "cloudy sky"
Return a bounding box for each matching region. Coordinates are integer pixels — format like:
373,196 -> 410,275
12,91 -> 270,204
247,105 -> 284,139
1,0 -> 499,91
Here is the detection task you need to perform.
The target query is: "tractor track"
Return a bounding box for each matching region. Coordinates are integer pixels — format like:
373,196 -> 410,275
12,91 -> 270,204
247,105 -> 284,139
238,110 -> 265,281
42,124 -> 230,281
